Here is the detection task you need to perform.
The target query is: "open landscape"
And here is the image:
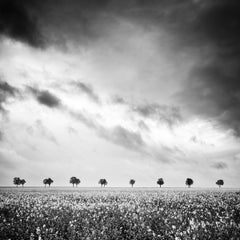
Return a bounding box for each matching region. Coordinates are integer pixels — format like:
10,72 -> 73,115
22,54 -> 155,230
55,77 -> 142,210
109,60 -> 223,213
1,0 -> 240,239
1,187 -> 240,239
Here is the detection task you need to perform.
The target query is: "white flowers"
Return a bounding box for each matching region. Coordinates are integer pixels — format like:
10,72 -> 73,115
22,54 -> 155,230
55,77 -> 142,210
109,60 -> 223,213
0,189 -> 239,239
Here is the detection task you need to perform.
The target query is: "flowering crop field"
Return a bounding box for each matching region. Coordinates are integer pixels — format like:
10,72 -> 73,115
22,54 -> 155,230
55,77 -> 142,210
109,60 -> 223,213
0,188 -> 240,240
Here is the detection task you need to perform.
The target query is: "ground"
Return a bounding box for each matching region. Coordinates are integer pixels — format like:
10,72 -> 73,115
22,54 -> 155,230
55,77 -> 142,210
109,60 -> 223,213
0,187 -> 240,239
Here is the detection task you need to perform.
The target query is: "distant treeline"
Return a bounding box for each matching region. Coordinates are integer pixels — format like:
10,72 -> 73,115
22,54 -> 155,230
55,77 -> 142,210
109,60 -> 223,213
13,177 -> 225,188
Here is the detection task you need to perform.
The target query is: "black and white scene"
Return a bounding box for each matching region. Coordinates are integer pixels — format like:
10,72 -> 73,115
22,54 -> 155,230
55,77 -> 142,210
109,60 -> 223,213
0,0 -> 240,239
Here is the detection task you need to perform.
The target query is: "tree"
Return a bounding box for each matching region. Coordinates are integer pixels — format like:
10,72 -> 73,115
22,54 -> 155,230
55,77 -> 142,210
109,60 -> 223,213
186,178 -> 194,188
69,177 -> 80,187
216,179 -> 224,188
98,179 -> 107,187
13,177 -> 21,187
70,177 -> 77,187
129,179 -> 135,187
43,178 -> 53,187
43,178 -> 48,187
75,178 -> 81,187
157,178 -> 164,188
20,179 -> 26,187
47,178 -> 53,187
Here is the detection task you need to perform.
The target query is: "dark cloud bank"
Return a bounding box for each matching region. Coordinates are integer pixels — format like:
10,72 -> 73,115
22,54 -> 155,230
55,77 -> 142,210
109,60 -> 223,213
0,0 -> 44,47
1,0 -> 240,136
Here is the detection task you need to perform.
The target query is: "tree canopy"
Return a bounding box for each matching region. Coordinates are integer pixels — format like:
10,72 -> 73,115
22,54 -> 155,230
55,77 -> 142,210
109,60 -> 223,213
13,177 -> 21,187
43,178 -> 54,187
13,177 -> 26,187
186,178 -> 194,187
70,177 -> 81,187
129,179 -> 135,187
19,179 -> 26,186
157,178 -> 164,187
216,179 -> 224,188
99,179 -> 108,187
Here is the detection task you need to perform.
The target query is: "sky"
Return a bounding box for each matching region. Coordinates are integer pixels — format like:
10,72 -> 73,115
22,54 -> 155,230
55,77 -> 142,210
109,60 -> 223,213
0,0 -> 240,187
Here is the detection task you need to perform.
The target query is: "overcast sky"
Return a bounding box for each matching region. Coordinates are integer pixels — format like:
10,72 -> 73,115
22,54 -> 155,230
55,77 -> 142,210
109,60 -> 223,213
0,0 -> 240,187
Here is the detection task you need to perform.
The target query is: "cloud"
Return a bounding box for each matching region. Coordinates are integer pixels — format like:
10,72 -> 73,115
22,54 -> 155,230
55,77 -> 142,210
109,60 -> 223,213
168,1 -> 240,136
138,120 -> 149,132
73,81 -> 100,103
0,0 -> 44,47
68,109 -> 97,129
190,135 -> 215,147
177,64 -> 240,136
98,125 -> 145,153
28,87 -> 61,108
68,107 -> 147,155
0,151 -> 15,170
111,95 -> 126,104
133,103 -> 182,127
211,162 -> 228,170
0,80 -> 18,112
26,120 -> 58,144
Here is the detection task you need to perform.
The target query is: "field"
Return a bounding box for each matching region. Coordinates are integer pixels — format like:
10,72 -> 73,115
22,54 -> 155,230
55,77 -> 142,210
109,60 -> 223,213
0,188 -> 240,240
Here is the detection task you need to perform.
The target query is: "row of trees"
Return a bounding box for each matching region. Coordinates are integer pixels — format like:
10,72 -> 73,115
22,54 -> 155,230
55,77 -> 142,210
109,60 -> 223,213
13,177 -> 26,187
13,177 -> 225,188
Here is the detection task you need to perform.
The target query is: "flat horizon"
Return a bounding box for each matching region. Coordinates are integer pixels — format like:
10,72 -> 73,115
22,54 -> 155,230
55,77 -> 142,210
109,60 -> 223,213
1,0 -> 240,187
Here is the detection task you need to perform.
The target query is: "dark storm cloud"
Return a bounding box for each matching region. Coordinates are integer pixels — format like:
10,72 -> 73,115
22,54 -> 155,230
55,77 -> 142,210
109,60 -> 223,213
0,130 -> 3,141
0,80 -> 18,111
171,0 -> 240,136
27,87 -> 61,108
211,162 -> 228,170
73,81 -> 100,103
0,0 -> 44,47
177,65 -> 240,135
133,103 -> 182,127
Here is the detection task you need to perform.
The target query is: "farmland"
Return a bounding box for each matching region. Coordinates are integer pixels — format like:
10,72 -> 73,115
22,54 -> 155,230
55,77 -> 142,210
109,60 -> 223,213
0,188 -> 240,239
